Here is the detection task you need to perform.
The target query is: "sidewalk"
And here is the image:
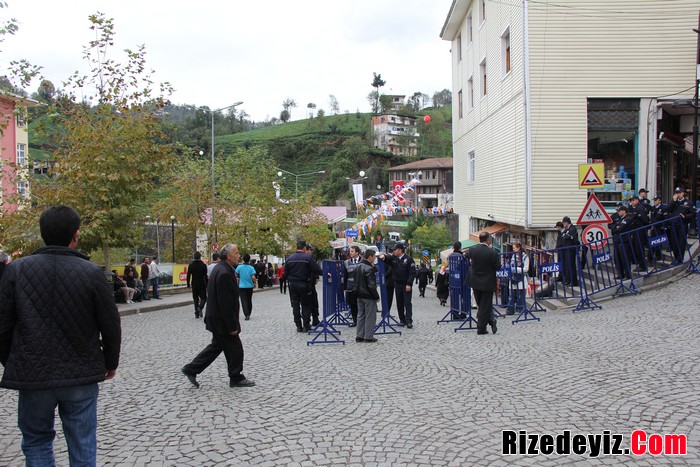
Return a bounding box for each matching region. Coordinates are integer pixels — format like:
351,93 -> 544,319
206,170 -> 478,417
116,285 -> 281,316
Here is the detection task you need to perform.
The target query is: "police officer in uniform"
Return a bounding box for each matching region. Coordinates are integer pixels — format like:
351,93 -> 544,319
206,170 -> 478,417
381,243 -> 416,328
343,246 -> 362,326
649,195 -> 668,262
610,205 -> 641,278
628,195 -> 649,271
285,240 -> 323,332
560,217 -> 579,286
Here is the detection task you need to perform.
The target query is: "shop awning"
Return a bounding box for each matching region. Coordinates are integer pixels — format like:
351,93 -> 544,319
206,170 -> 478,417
469,223 -> 509,242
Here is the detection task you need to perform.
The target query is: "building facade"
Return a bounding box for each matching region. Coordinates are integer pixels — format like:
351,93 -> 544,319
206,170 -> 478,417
1,93 -> 39,214
371,114 -> 421,157
388,157 -> 454,209
441,0 -> 698,249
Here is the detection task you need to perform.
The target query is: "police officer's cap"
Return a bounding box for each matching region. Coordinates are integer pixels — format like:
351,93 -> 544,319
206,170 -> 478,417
674,187 -> 684,193
630,195 -> 639,200
395,243 -> 406,251
652,195 -> 662,201
615,202 -> 623,208
639,188 -> 648,193
618,205 -> 628,212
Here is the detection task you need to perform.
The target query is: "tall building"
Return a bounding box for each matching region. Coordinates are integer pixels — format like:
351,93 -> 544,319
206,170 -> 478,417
371,114 -> 420,157
441,0 -> 698,250
1,93 -> 40,214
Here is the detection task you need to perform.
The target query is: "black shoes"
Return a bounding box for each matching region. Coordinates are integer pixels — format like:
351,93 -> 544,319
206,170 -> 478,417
364,338 -> 378,343
477,330 -> 488,335
490,319 -> 498,335
181,368 -> 199,388
406,323 -> 413,329
244,316 -> 250,320
312,319 -> 320,326
296,326 -> 304,333
348,322 -> 357,328
355,337 -> 365,342
230,378 -> 256,387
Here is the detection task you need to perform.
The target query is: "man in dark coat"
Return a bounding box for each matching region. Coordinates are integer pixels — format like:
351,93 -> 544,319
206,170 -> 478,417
140,257 -> 151,300
465,232 -> 500,335
182,243 -> 255,388
0,205 -> 121,465
381,243 -> 416,328
560,216 -> 580,286
186,251 -> 209,319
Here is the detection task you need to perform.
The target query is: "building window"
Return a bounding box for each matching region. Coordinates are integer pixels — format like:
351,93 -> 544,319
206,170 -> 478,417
17,181 -> 27,200
467,77 -> 474,111
480,59 -> 487,98
501,28 -> 511,77
466,11 -> 473,47
468,151 -> 475,183
15,110 -> 27,127
16,143 -> 26,166
456,33 -> 462,62
479,0 -> 486,26
458,90 -> 463,119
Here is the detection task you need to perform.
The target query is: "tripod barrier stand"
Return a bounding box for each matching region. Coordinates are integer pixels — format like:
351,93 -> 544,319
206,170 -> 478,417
374,258 -> 402,336
502,250 -> 541,324
449,255 -> 478,332
307,260 -> 344,346
437,253 -> 469,324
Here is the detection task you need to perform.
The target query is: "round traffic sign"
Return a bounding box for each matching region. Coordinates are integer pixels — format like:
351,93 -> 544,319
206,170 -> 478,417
582,224 -> 608,249
212,242 -> 220,252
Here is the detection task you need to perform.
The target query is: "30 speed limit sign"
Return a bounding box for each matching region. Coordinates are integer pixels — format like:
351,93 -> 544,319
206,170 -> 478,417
582,224 -> 608,249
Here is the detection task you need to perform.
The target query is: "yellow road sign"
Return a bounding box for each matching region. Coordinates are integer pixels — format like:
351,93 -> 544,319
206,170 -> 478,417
578,163 -> 605,189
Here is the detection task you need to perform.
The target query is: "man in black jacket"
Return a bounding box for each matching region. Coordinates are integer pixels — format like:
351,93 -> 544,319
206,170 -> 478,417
560,216 -> 579,286
182,243 -> 255,388
465,232 -> 500,335
343,246 -> 362,326
186,251 -> 208,319
284,240 -> 323,332
0,205 -> 122,466
354,249 -> 380,343
381,243 -> 416,328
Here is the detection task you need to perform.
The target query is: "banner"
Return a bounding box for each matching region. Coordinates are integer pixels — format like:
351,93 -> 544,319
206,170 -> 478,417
352,183 -> 364,208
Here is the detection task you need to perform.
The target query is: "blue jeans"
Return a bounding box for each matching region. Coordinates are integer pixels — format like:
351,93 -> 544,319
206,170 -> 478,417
18,383 -> 99,467
151,277 -> 160,298
507,288 -> 526,315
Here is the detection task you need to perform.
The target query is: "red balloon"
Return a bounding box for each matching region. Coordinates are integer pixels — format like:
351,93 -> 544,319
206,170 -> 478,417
423,115 -> 431,123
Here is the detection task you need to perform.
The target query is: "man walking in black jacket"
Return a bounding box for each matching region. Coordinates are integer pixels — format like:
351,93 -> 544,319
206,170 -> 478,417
354,249 -> 380,343
186,251 -> 208,318
0,205 -> 122,466
465,232 -> 500,335
182,243 -> 255,388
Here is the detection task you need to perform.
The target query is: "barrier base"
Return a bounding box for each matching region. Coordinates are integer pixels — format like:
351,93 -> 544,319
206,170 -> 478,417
511,306 -> 541,324
307,320 -> 345,346
374,312 -> 403,336
454,312 -> 478,332
614,279 -> 640,297
528,301 -> 547,313
437,308 -> 468,324
492,305 -> 505,319
326,310 -> 352,327
573,295 -> 602,313
687,259 -> 700,274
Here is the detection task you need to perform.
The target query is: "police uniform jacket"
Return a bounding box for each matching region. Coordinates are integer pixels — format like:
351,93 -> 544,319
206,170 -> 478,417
284,250 -> 323,284
561,225 -> 579,247
630,203 -> 650,225
385,253 -> 416,285
650,203 -> 669,224
611,213 -> 641,240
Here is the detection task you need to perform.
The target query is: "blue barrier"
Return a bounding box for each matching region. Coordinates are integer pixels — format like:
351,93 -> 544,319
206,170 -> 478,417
374,258 -> 403,335
307,260 -> 344,346
498,250 -> 542,323
324,260 -> 351,327
437,253 -> 470,324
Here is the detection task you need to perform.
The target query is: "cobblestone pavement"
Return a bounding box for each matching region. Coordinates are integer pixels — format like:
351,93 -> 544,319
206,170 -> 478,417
1,275 -> 699,466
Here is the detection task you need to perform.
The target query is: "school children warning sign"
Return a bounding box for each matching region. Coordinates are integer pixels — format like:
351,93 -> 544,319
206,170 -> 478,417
578,163 -> 605,189
577,193 -> 613,224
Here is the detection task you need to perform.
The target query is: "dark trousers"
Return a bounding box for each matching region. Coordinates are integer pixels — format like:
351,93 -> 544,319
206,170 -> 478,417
347,291 -> 358,323
395,283 -> 413,324
239,288 -> 253,317
385,282 -> 394,314
289,282 -> 313,328
473,289 -> 494,333
562,249 -> 578,285
279,278 -> 287,294
183,333 -> 245,383
311,288 -> 320,323
192,285 -> 206,315
418,281 -> 427,297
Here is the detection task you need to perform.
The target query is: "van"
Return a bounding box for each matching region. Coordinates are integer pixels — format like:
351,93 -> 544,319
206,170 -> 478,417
388,231 -> 402,242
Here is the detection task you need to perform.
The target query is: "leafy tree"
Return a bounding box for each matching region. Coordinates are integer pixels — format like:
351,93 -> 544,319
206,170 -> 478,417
418,108 -> 453,157
33,79 -> 56,103
379,94 -> 392,114
432,89 -> 452,107
402,213 -> 433,241
329,94 -> 339,115
370,72 -> 386,114
412,223 -> 452,258
280,109 -> 291,123
20,13 -> 176,269
307,102 -> 316,118
407,92 -> 427,111
281,98 -> 296,121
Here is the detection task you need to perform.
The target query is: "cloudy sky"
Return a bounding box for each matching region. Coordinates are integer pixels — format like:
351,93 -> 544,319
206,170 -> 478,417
3,0 -> 454,122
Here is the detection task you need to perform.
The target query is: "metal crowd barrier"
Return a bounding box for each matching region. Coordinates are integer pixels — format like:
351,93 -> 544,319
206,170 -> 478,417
496,250 -> 543,323
374,258 -> 403,335
307,260 -> 345,345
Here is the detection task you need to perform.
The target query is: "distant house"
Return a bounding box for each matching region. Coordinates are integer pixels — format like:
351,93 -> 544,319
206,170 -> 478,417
371,113 -> 420,157
0,93 -> 40,214
388,157 -> 453,209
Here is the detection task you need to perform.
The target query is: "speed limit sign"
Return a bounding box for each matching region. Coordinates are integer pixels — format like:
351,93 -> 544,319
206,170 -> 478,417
582,224 -> 608,249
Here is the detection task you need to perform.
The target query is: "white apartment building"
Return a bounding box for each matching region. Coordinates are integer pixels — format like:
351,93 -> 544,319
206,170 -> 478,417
371,114 -> 420,157
441,0 -> 699,250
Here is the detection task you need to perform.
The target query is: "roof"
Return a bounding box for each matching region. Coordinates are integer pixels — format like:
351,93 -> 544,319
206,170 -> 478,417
469,223 -> 509,242
314,206 -> 347,224
388,158 -> 453,171
0,92 -> 42,107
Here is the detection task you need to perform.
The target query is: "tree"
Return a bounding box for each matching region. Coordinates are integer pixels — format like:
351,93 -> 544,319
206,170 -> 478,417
307,102 -> 316,118
22,13 -> 176,269
412,223 -> 452,258
370,72 -> 386,114
329,94 -> 339,115
407,92 -> 427,111
379,94 -> 392,114
432,89 -> 452,107
281,98 -> 296,121
402,213 -> 433,241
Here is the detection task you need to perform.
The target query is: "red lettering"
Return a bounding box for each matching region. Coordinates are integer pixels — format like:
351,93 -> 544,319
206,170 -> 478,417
648,434 -> 663,455
664,434 -> 687,455
631,430 -> 647,455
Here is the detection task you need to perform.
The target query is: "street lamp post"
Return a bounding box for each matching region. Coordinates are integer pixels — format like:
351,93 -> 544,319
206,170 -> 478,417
211,101 -> 244,242
276,169 -> 326,198
170,215 -> 176,263
408,171 -> 423,208
692,17 -> 699,208
145,215 -> 161,260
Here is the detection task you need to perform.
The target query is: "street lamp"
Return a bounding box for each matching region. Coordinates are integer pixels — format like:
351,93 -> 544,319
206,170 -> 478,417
145,215 -> 161,260
211,101 -> 244,242
170,215 -> 176,263
276,169 -> 326,198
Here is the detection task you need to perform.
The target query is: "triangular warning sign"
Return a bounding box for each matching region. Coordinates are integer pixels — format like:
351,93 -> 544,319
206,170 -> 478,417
577,193 -> 613,224
580,166 -> 603,187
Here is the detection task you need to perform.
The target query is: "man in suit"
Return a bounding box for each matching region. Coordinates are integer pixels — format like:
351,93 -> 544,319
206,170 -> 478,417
186,251 -> 208,319
182,243 -> 255,388
465,232 -> 500,335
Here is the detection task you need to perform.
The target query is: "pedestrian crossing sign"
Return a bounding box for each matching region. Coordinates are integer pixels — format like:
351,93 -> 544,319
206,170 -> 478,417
578,163 -> 604,189
576,193 -> 613,224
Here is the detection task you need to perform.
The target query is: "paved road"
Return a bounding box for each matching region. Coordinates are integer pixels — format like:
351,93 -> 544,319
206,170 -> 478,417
1,275 -> 699,465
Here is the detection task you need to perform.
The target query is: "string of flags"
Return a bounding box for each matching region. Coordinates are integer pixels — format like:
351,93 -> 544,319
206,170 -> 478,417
349,178 -> 453,235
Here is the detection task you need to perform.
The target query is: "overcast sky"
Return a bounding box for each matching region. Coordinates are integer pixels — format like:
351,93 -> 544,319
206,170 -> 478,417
3,0 -> 454,122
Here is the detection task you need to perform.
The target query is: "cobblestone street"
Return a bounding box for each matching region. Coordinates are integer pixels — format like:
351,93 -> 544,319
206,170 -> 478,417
1,274 -> 699,465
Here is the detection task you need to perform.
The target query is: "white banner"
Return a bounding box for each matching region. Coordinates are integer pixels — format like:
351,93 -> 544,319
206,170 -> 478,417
352,183 -> 364,207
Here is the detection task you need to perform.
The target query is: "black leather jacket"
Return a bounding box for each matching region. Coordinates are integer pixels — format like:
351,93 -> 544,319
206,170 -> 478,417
353,259 -> 379,300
